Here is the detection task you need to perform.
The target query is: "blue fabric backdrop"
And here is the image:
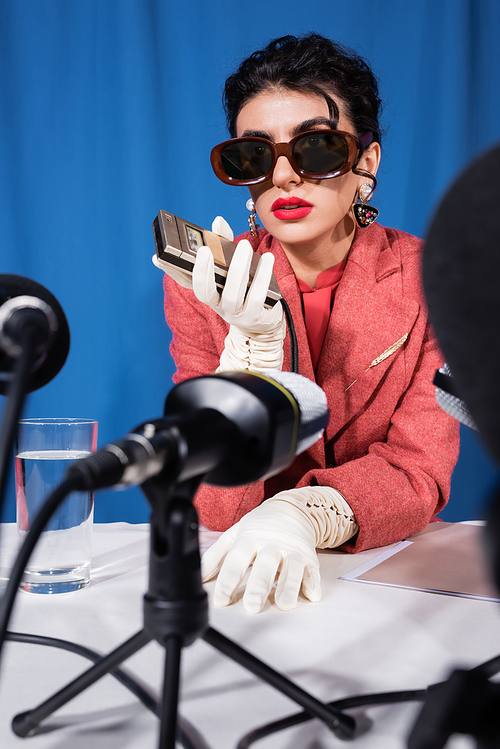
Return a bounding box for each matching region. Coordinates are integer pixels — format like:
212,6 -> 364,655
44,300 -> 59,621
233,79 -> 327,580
1,0 -> 499,524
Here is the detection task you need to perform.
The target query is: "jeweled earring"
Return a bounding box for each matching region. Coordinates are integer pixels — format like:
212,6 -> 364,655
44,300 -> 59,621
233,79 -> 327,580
352,177 -> 379,228
246,198 -> 260,236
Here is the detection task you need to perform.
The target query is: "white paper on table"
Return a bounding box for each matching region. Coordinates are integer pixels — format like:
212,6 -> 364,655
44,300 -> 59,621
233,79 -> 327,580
341,522 -> 500,603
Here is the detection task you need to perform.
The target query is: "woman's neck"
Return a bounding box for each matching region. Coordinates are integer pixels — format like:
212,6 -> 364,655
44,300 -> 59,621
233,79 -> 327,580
281,223 -> 355,288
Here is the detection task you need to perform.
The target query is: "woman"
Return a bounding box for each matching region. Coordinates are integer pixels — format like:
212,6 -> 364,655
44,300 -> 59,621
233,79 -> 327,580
156,33 -> 459,613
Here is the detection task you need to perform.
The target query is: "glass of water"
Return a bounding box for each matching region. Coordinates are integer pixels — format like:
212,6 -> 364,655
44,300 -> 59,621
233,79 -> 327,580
15,417 -> 98,594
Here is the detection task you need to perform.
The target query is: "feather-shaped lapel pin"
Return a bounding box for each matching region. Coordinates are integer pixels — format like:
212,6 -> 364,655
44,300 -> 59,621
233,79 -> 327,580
345,333 -> 409,392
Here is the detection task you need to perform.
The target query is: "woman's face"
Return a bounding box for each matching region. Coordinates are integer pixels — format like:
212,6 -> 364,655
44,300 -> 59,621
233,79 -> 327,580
235,88 -> 380,261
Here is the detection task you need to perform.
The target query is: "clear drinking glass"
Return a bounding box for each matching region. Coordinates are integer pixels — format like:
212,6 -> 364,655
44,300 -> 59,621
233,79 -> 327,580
15,417 -> 98,593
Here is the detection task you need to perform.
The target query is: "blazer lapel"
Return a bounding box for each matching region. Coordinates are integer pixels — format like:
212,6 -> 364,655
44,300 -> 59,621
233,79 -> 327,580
316,227 -> 420,440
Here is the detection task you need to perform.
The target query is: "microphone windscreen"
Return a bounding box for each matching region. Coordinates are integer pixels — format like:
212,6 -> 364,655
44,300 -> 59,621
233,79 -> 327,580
434,364 -> 477,430
423,142 -> 500,462
263,370 -> 329,453
0,275 -> 70,394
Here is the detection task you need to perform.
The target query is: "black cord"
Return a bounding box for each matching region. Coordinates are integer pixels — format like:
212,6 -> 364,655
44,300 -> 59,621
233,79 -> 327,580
9,628 -> 500,749
4,632 -> 205,749
236,688 -> 428,748
0,475 -> 81,660
237,644 -> 500,749
5,630 -> 160,716
281,298 -> 299,374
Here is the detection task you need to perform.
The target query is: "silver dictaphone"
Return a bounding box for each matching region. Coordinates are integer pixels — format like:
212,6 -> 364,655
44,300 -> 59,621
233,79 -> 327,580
152,210 -> 281,309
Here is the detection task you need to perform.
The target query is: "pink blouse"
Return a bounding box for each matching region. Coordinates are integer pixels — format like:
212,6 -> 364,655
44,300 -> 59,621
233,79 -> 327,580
296,258 -> 347,369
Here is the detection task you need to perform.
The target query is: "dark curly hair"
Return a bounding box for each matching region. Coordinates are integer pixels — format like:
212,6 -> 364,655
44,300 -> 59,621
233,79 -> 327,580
223,33 -> 382,147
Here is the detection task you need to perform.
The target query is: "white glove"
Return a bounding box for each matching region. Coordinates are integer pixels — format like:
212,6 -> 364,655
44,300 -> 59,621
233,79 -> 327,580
201,486 -> 359,614
193,239 -> 283,334
193,236 -> 285,372
151,216 -> 235,289
216,320 -> 286,373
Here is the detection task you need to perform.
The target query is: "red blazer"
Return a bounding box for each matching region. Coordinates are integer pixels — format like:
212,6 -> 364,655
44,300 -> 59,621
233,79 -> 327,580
163,223 -> 460,552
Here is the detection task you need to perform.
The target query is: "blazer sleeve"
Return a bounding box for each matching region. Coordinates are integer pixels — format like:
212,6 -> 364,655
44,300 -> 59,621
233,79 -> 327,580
163,273 -> 228,383
295,325 -> 460,552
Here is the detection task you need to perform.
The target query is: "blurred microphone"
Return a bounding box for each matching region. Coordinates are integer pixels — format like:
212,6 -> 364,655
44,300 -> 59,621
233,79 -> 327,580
66,370 -> 330,491
434,364 -> 477,430
0,275 -> 70,394
410,142 -> 500,749
423,142 -> 500,463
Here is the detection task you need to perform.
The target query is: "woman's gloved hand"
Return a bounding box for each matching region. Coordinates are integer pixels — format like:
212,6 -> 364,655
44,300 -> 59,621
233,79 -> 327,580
201,486 -> 359,614
154,215 -> 286,372
192,239 -> 283,334
193,238 -> 286,372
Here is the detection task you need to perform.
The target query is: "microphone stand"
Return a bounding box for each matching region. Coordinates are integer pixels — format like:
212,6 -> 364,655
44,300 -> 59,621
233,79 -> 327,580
0,325 -> 39,509
408,667 -> 500,749
11,468 -> 355,749
0,309 -> 57,539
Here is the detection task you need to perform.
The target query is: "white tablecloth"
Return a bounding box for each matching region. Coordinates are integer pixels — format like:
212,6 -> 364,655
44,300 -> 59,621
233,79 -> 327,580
0,521 -> 498,749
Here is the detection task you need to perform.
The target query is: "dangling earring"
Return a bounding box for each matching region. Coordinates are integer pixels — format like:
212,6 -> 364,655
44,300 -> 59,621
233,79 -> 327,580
352,177 -> 379,229
246,198 -> 259,236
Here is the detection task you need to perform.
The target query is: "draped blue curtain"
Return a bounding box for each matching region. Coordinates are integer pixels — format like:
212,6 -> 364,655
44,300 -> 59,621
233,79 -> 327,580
1,0 -> 499,523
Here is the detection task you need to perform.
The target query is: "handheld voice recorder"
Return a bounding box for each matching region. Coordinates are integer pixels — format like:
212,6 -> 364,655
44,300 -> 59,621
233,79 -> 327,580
152,210 -> 281,309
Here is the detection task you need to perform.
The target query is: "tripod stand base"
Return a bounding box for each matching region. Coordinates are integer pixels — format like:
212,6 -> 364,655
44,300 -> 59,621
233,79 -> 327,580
11,481 -> 356,747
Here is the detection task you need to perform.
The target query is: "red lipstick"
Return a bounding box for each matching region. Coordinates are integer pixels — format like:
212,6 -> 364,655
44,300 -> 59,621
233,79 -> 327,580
271,196 -> 313,220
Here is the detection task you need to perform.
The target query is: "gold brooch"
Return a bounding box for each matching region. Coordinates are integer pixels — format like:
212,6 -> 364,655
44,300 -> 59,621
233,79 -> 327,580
345,333 -> 409,392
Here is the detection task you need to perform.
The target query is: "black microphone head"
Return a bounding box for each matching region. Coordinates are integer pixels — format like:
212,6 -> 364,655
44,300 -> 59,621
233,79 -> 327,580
0,274 -> 70,394
163,370 -> 329,486
423,142 -> 500,463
